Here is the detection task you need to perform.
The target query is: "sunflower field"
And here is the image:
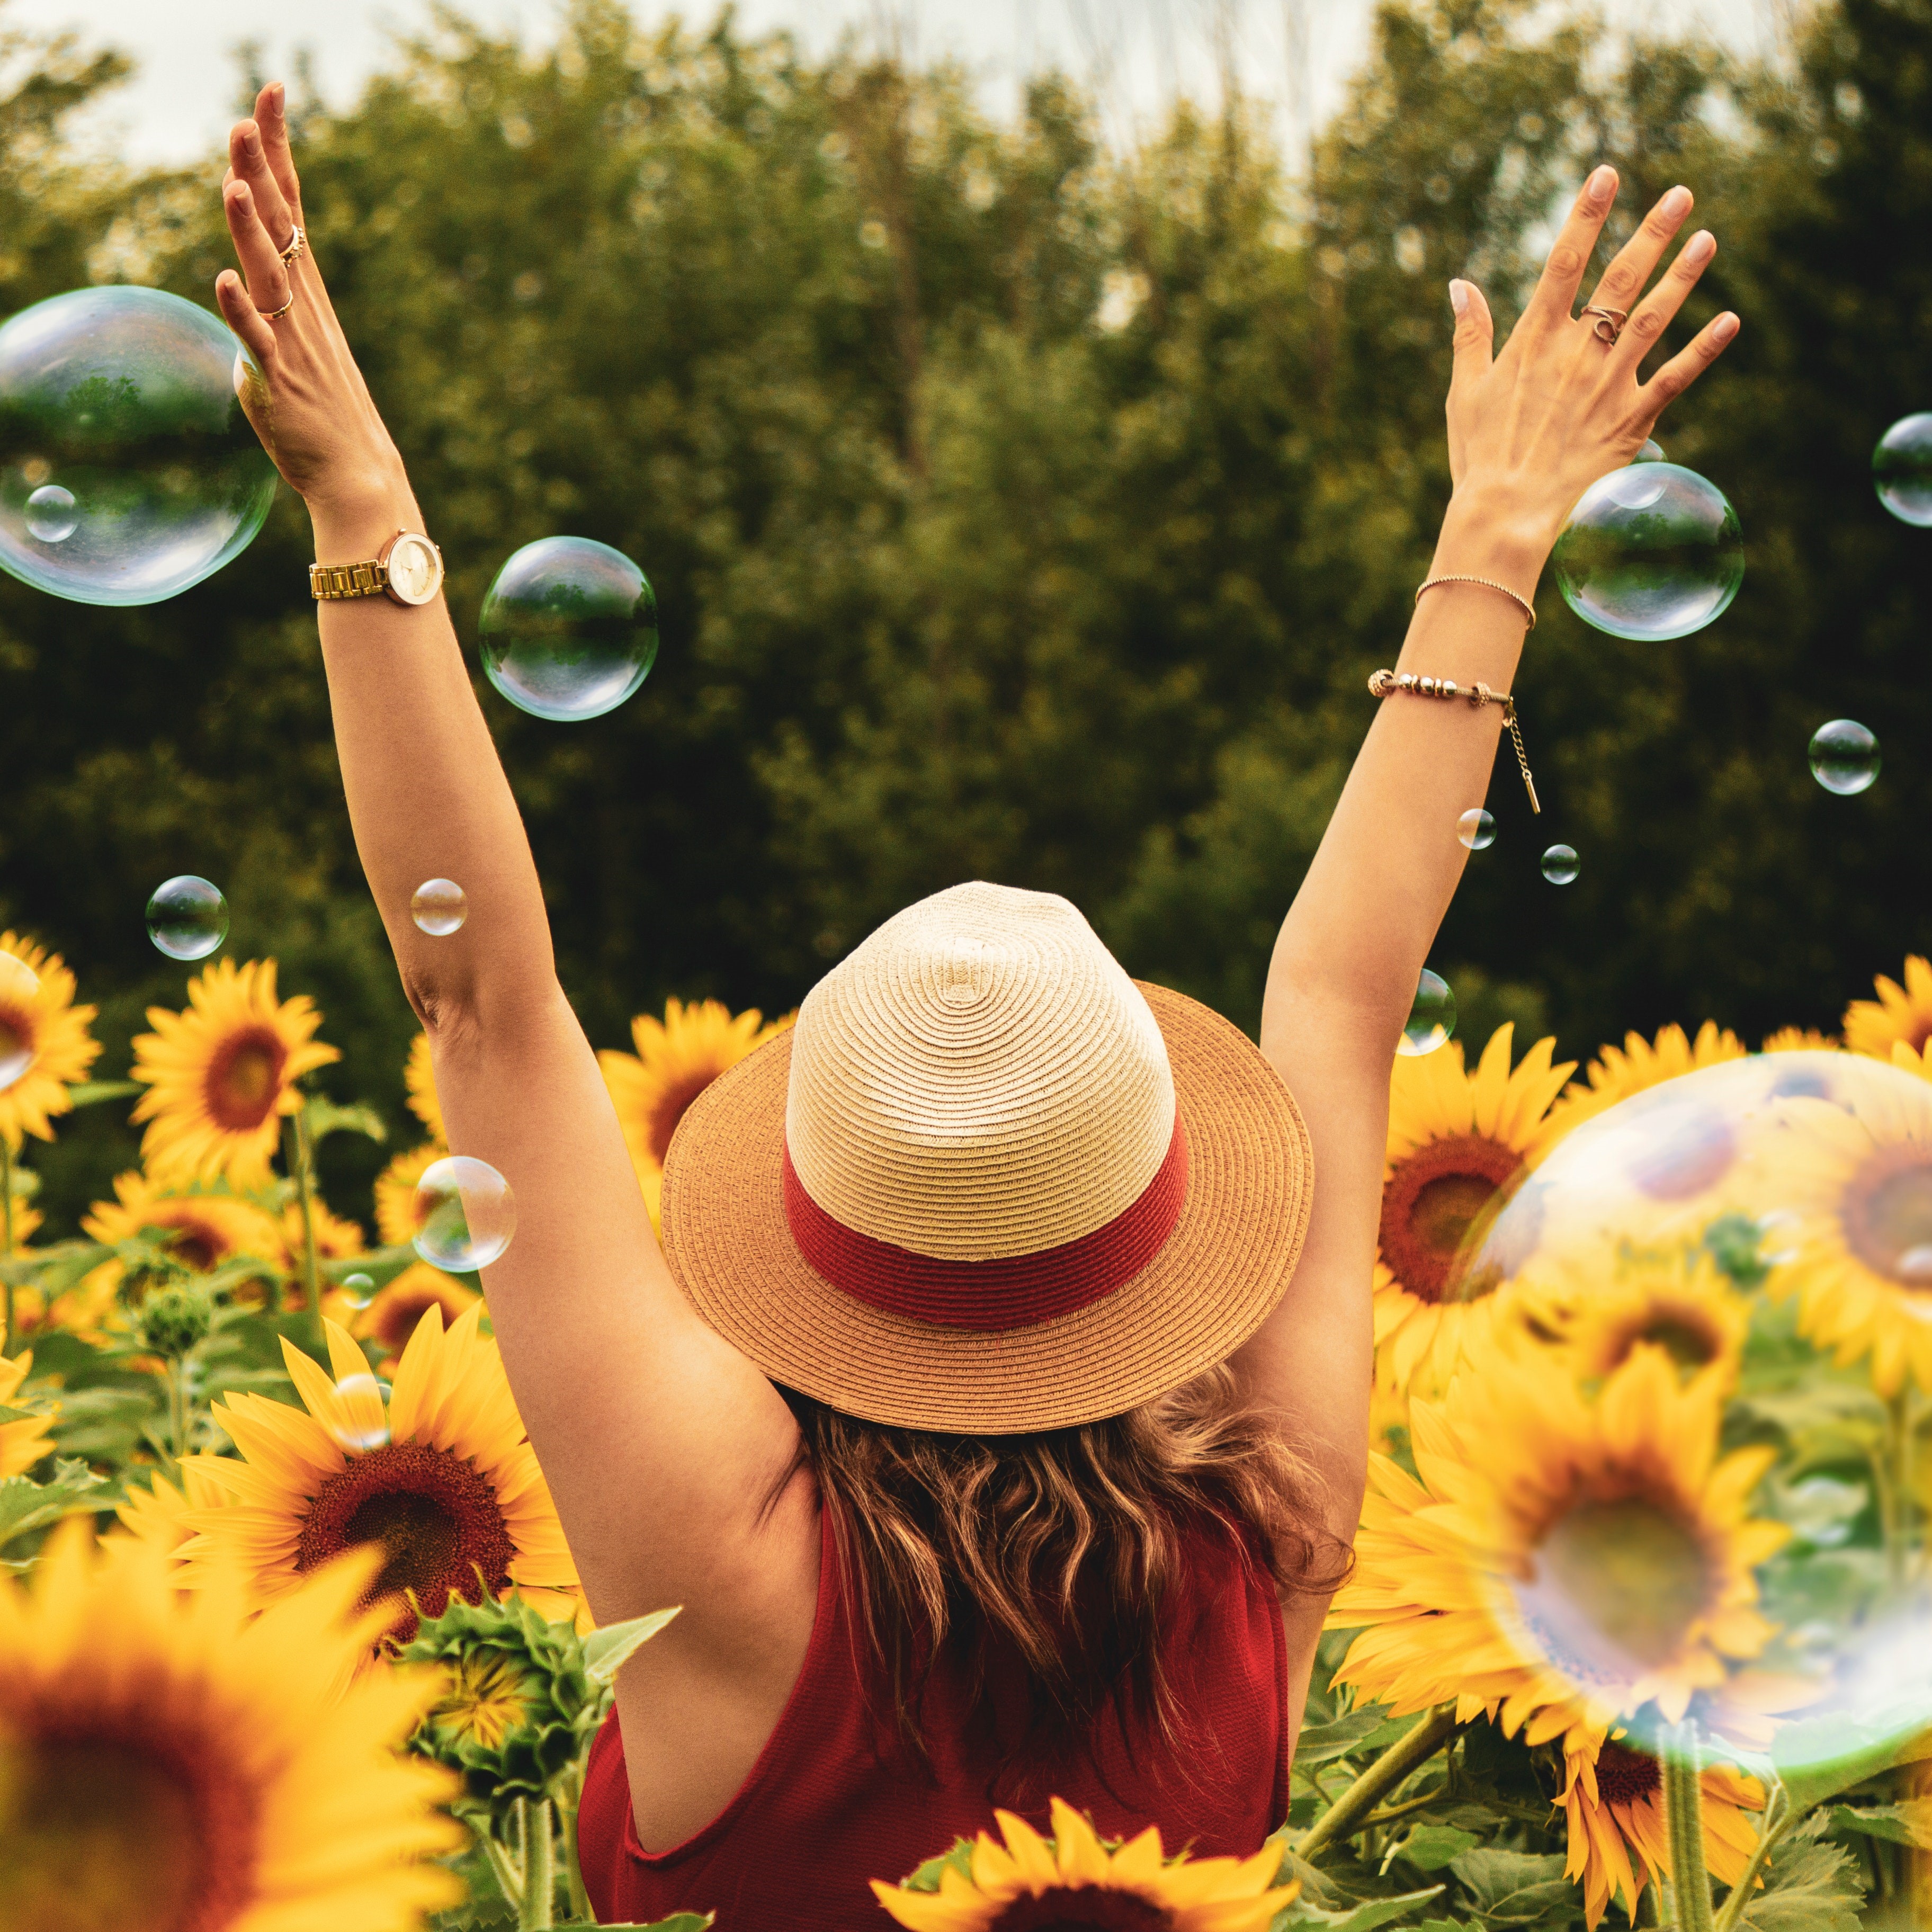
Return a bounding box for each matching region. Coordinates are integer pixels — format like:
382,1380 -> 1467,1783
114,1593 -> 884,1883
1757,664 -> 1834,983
3,924 -> 1931,1931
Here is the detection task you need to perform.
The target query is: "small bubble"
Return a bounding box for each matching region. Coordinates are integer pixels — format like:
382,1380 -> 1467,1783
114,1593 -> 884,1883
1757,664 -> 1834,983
411,878 -> 468,936
1456,807 -> 1496,850
1809,719 -> 1880,795
1874,413 -> 1932,526
24,483 -> 76,543
146,875 -> 229,960
413,1155 -> 517,1272
329,1371 -> 390,1453
1399,968 -> 1456,1057
1542,844 -> 1580,884
0,953 -> 41,1093
340,1272 -> 376,1310
1634,438 -> 1666,463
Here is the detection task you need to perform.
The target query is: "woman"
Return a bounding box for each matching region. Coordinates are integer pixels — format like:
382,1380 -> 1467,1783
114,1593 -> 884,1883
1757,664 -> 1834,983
211,85 -> 1736,1927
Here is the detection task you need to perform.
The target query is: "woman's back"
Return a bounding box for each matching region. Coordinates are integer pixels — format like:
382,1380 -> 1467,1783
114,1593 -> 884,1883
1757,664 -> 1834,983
578,1504 -> 1290,1928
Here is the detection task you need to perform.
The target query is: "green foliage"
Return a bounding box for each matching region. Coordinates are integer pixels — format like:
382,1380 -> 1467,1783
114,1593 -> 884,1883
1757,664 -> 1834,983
136,1281 -> 212,1356
0,1456 -> 105,1552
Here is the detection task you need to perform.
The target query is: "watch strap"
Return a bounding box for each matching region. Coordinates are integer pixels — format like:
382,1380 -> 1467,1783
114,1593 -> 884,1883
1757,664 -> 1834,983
310,557 -> 390,600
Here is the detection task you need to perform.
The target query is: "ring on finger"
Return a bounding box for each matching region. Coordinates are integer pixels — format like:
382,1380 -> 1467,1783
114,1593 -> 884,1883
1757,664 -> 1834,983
257,286 -> 298,321
279,224 -> 306,267
1582,304 -> 1627,345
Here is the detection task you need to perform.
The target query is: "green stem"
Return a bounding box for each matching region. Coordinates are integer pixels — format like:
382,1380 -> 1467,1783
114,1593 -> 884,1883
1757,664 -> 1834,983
1663,1722 -> 1716,1932
479,1823 -> 525,1915
288,1109 -> 325,1356
168,1357 -> 187,1466
1359,1785 -> 1452,1830
2,1136 -> 16,1355
1298,1706 -> 1460,1862
520,1797 -> 556,1930
1634,1878 -> 1660,1926
1711,1784 -> 1794,1932
558,1760 -> 591,1924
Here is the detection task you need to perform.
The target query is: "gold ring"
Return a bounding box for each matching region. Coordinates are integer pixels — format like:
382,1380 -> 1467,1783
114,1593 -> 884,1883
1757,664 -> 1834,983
258,288 -> 297,321
1582,304 -> 1627,344
279,224 -> 306,266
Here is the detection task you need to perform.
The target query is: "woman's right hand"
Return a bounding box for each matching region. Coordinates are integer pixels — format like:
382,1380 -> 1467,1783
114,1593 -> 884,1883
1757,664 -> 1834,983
213,83 -> 409,521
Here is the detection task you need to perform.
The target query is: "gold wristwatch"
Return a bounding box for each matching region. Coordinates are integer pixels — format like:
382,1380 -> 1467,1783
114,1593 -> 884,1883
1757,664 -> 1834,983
309,530 -> 444,607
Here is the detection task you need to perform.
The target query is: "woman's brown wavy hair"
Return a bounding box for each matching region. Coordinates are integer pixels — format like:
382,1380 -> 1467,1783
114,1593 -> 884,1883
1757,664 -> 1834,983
776,1364 -> 1352,1771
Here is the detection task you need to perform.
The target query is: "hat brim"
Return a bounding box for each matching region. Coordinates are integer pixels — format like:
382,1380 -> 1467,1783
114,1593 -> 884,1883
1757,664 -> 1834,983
659,982 -> 1313,1433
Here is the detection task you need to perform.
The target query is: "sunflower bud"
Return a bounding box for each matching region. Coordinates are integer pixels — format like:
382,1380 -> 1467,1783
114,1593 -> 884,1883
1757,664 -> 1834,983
137,1284 -> 213,1358
398,1586 -> 594,1820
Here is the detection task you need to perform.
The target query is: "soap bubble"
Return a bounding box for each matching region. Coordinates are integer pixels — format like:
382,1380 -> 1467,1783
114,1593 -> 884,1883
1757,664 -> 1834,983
0,953 -> 40,1093
410,878 -> 467,936
1634,438 -> 1666,463
1873,413 -> 1932,526
1456,807 -> 1495,851
339,1272 -> 376,1310
328,1372 -> 390,1453
1554,462 -> 1744,641
24,482 -> 76,541
1809,719 -> 1880,795
1428,1052 -> 1932,1783
1399,969 -> 1456,1057
413,1156 -> 516,1272
146,875 -> 229,961
479,535 -> 658,722
0,286 -> 277,605
1542,844 -> 1579,884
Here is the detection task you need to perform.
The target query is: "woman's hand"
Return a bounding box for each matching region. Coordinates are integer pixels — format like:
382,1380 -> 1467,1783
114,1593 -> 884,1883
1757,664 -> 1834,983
1438,165 -> 1739,590
213,83 -> 408,521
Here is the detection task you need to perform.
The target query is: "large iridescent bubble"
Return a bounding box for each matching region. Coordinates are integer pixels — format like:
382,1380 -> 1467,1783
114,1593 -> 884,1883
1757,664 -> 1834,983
0,287 -> 277,605
1553,463 -> 1743,641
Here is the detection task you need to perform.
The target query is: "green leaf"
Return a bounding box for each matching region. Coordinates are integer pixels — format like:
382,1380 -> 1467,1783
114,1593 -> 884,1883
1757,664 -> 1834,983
1728,1832 -> 1865,1932
0,1461 -> 108,1549
587,1919 -> 714,1930
62,1080 -> 141,1107
1824,1800 -> 1932,1849
1279,1886 -> 1444,1931
582,1606 -> 682,1684
900,1837 -> 975,1893
1773,1711 -> 1932,1809
302,1096 -> 389,1146
1294,1704 -> 1400,1767
1384,1826 -> 1478,1874
1445,1850 -> 1574,1927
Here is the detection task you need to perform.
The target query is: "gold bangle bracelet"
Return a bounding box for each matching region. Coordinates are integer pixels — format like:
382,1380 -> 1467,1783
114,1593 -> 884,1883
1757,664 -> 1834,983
1415,573 -> 1536,631
1367,668 -> 1541,814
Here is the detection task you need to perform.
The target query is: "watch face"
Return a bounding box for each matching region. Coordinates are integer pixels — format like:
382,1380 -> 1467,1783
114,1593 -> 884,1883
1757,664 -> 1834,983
386,534 -> 442,606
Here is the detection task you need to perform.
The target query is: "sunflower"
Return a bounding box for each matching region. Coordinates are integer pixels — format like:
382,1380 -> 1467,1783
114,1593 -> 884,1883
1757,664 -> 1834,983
130,958 -> 340,1189
1328,1344 -> 1788,1752
83,1168 -> 287,1280
0,932 -> 101,1150
1741,1070 -> 1932,1395
1763,1027 -> 1838,1054
1845,955 -> 1932,1059
871,1796 -> 1298,1932
1374,1024 -> 1577,1397
376,1141 -> 445,1247
405,1031 -> 445,1142
599,997 -> 793,1224
179,1304 -> 579,1640
276,1197 -> 368,1312
350,1263 -> 482,1373
1523,1249 -> 1751,1393
1538,1021 -> 1747,1151
0,1520 -> 461,1930
1562,1736 -> 1763,1928
0,1343 -> 54,1477
110,1459 -> 232,1560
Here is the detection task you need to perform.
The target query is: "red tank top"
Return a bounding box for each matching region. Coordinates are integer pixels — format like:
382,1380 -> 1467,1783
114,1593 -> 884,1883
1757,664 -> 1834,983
577,1506 -> 1290,1928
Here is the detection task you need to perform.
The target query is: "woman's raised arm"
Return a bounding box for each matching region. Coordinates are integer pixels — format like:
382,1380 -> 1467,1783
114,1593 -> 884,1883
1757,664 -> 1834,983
211,87 -> 819,1808
1235,167 -> 1739,1527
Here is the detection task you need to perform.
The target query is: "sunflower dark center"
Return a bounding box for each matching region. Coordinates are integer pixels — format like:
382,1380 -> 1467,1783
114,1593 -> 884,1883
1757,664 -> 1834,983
202,1027 -> 288,1132
372,1286 -> 443,1354
1594,1738 -> 1662,1809
647,1067 -> 725,1166
1511,1491 -> 1714,1687
161,1215 -> 225,1275
1602,1302 -> 1724,1372
1844,1150 -> 1932,1290
985,1888 -> 1175,1931
0,1009 -> 33,1073
297,1439 -> 515,1638
0,1724 -> 255,1932
1379,1134 -> 1526,1303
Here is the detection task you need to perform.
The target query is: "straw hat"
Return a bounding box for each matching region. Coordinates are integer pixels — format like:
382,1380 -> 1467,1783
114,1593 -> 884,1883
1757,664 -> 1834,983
660,882 -> 1312,1433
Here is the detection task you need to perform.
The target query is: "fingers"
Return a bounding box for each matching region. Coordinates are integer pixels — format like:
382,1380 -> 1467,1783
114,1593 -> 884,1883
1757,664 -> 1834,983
253,82 -> 305,226
1525,165 -> 1618,326
1639,309 -> 1740,418
230,118 -> 296,254
1614,226 -> 1715,365
1447,278 -> 1495,386
1583,184 -> 1693,326
216,269 -> 279,375
223,178 -> 293,315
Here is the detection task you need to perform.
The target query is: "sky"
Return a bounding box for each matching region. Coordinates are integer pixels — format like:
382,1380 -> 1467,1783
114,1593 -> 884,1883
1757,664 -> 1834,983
53,0 -> 1779,171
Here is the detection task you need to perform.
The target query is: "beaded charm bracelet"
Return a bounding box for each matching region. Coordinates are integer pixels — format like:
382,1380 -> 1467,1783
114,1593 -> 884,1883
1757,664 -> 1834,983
1367,668 -> 1541,813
